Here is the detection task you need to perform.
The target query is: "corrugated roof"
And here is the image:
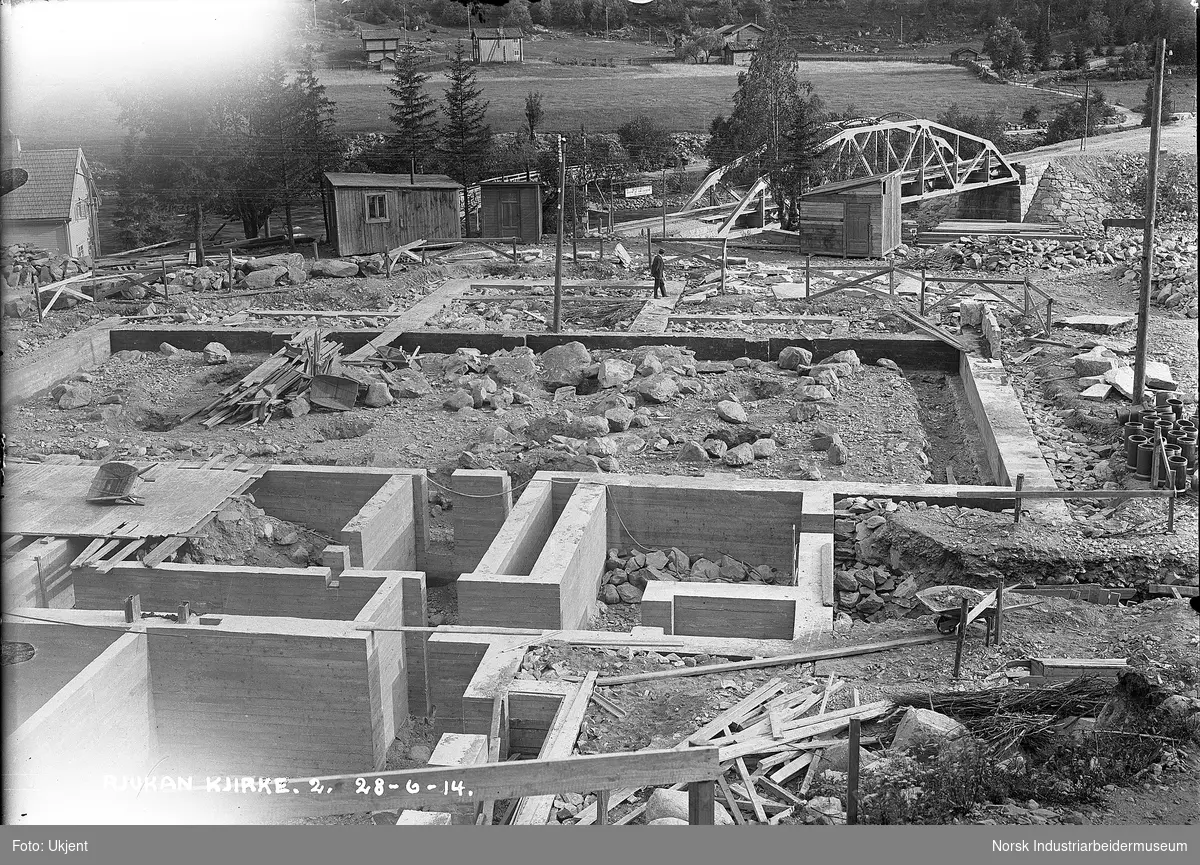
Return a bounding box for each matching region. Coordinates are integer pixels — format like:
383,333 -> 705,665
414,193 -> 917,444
1,148 -> 82,221
324,172 -> 462,190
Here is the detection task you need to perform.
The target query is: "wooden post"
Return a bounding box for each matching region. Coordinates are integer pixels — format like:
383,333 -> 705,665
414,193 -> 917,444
1012,473 -> 1025,527
688,780 -> 715,825
847,717 -> 860,825
161,258 -> 169,302
90,264 -> 98,302
720,237 -> 728,294
888,267 -> 895,297
124,594 -> 142,624
1022,275 -> 1031,316
1133,42 -> 1168,403
1167,491 -> 1176,534
571,179 -> 579,261
599,234 -> 604,263
33,280 -> 43,321
919,267 -> 926,316
646,228 -> 651,262
227,249 -> 234,291
805,255 -> 811,299
594,790 -> 610,825
661,167 -> 667,236
553,135 -> 566,333
312,240 -> 319,261
952,597 -> 969,681
512,237 -> 518,263
994,577 -> 1004,646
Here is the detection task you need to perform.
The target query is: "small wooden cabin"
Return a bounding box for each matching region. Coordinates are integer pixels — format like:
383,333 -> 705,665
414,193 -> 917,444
360,29 -> 403,65
478,181 -> 542,242
950,47 -> 980,62
322,172 -> 463,257
472,30 -> 523,64
797,172 -> 902,259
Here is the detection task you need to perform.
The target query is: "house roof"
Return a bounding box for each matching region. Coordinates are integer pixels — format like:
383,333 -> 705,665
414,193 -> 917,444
1,148 -> 85,222
324,172 -> 462,190
801,171 -> 898,197
715,23 -> 767,36
950,47 -> 979,57
474,29 -> 522,41
480,180 -> 542,188
360,29 -> 404,42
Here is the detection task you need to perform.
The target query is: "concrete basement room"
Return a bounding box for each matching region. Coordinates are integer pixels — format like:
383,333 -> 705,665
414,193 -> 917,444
2,2 -> 1199,863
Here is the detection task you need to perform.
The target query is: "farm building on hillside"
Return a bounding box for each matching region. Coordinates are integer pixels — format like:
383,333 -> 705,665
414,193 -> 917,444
472,29 -> 523,64
796,172 -> 901,259
322,172 -> 463,257
479,182 -> 542,242
949,47 -> 980,62
715,22 -> 766,48
0,133 -> 102,258
360,29 -> 403,65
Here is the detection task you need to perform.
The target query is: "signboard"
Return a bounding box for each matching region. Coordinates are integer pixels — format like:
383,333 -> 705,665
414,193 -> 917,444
624,185 -> 653,198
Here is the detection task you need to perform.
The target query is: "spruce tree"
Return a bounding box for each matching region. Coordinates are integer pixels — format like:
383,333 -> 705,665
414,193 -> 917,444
441,42 -> 492,185
388,44 -> 439,173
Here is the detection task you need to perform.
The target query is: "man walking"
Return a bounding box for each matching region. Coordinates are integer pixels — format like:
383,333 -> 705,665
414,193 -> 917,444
650,246 -> 666,299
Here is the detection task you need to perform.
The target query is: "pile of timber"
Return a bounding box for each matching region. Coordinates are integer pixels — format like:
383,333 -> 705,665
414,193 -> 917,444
916,220 -> 1087,245
180,329 -> 343,429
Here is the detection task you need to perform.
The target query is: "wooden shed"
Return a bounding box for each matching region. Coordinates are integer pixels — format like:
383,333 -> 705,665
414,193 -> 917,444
322,172 -> 463,257
797,172 -> 902,259
478,181 -> 542,242
472,29 -> 523,64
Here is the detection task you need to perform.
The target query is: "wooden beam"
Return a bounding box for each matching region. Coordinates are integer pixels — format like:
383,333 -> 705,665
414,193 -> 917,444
735,758 -> 767,823
596,635 -> 954,687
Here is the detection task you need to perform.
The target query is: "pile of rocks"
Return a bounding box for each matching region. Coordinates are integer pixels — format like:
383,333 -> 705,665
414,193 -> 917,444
1109,235 -> 1198,316
598,547 -> 788,606
831,496 -> 920,624
920,234 -> 1132,274
1,242 -> 88,289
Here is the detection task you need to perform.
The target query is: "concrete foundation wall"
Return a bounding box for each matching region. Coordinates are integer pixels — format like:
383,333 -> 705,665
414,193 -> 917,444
2,620 -> 124,732
4,632 -> 155,824
449,470 -> 513,575
341,475 -> 416,570
1,537 -> 82,610
506,681 -> 570,756
353,574 -> 409,756
1,317 -> 120,411
642,582 -> 806,640
529,483 -> 607,630
426,633 -> 492,739
70,563 -> 389,620
146,620 -> 379,776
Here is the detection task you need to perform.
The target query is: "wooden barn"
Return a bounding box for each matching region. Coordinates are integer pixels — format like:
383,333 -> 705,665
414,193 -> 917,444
796,172 -> 902,259
322,172 -> 463,257
478,181 -> 542,242
360,29 -> 403,65
472,29 -> 523,64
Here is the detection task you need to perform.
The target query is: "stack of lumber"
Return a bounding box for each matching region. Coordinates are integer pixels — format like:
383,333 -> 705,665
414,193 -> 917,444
576,674 -> 891,825
916,220 -> 1086,245
180,329 -> 343,429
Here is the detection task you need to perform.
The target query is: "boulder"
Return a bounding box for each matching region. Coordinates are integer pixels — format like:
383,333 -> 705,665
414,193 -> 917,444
286,265 -> 307,285
310,258 -> 360,278
541,342 -> 593,389
798,385 -> 833,402
363,381 -> 393,407
827,440 -> 850,465
703,438 -> 728,458
392,369 -> 433,398
56,383 -> 94,410
877,358 -> 901,371
958,299 -> 985,327
822,740 -> 880,773
679,441 -> 709,462
604,406 -> 635,432
788,403 -> 821,423
716,400 -> 748,424
284,398 -> 310,418
246,252 -> 304,272
202,342 -> 231,365
778,345 -> 813,370
159,342 -> 181,356
636,373 -> 679,403
816,349 -> 861,370
814,368 -> 840,390
1072,348 -> 1119,378
616,583 -> 644,604
443,390 -> 474,411
723,443 -> 755,467
597,357 -> 636,389
690,559 -> 720,581
645,789 -> 734,825
243,265 -> 288,290
601,584 -> 620,605
637,354 -> 664,376
752,438 -> 778,459
891,708 -> 969,752
718,555 -> 748,581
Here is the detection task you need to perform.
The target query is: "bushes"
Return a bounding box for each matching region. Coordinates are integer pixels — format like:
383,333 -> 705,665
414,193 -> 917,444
617,114 -> 674,171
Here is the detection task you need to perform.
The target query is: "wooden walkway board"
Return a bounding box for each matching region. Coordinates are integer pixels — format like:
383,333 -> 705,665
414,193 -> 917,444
5,463 -> 253,539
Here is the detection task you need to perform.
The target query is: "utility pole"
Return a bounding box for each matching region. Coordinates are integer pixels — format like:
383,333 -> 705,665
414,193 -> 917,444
1080,77 -> 1090,151
553,135 -> 566,333
1132,38 -> 1167,405
661,166 -> 667,236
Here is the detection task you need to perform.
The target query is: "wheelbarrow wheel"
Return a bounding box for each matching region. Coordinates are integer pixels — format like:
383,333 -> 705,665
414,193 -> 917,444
936,614 -> 959,634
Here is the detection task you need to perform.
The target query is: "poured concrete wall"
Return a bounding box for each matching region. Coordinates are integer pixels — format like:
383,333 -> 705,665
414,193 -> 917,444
341,475 -> 416,571
354,574 -> 409,756
146,619 -> 380,776
71,563 -> 388,620
449,469 -> 513,575
1,537 -> 83,610
1,619 -> 124,733
4,632 -> 155,824
1,317 -> 120,410
529,483 -> 607,630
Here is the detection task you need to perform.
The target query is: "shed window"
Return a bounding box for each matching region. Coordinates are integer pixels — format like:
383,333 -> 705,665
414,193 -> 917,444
365,192 -> 389,223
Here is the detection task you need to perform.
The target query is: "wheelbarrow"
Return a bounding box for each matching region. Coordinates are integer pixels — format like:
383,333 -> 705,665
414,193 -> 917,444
85,461 -> 151,506
916,584 -> 1042,644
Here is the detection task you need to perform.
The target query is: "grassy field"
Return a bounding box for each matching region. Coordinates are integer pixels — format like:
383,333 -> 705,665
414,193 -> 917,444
1081,76 -> 1199,112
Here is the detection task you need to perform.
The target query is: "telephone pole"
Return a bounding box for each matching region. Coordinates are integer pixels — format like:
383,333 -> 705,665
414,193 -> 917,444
553,135 -> 566,333
1131,38 -> 1168,405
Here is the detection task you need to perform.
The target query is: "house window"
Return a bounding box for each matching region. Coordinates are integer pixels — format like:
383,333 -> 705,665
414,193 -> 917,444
365,192 -> 389,223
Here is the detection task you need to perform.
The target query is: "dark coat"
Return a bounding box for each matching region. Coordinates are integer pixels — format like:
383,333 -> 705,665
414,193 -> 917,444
650,253 -> 665,279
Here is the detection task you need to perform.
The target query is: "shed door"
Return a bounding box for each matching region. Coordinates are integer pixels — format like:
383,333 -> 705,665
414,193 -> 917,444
844,203 -> 872,257
499,191 -> 522,238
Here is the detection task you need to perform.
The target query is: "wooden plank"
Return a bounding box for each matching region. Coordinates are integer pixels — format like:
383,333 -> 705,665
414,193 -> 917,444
142,536 -> 188,568
596,635 -> 953,687
70,538 -> 107,569
685,677 -> 787,745
1147,584 -> 1199,598
798,752 -> 823,796
716,772 -> 747,825
769,751 -> 813,784
94,538 -> 145,574
735,758 -> 767,823
717,701 -> 892,763
958,489 -> 1176,501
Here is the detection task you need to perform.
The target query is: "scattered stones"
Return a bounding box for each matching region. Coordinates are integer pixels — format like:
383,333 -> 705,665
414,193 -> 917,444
778,345 -> 813,370
597,357 -> 636,389
541,342 -> 592,389
798,384 -> 833,402
56,383 -> 94,410
827,440 -> 850,465
788,403 -> 821,422
678,441 -> 709,462
703,438 -> 728,458
443,390 -> 473,411
722,442 -> 755,467
751,438 -> 777,459
636,373 -> 679,403
363,381 -> 393,407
